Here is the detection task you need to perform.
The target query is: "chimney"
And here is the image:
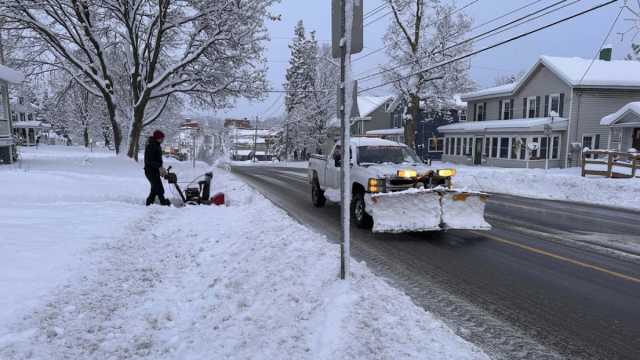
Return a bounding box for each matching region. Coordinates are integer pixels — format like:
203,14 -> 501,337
599,44 -> 612,61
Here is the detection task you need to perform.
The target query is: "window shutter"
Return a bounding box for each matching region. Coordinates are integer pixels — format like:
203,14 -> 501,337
535,96 -> 541,117
483,102 -> 487,121
559,93 -> 565,117
595,134 -> 600,150
474,103 -> 477,121
544,95 -> 549,117
522,98 -> 527,118
509,99 -> 514,119
498,100 -> 503,120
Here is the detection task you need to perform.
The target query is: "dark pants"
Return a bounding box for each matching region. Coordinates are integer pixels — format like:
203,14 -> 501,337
145,168 -> 169,206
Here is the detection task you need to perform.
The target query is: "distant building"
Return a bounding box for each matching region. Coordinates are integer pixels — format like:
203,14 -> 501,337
226,127 -> 279,161
0,64 -> 24,163
11,95 -> 50,146
224,118 -> 251,129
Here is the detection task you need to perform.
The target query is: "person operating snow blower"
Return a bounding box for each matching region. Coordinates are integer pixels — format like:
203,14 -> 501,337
144,130 -> 171,206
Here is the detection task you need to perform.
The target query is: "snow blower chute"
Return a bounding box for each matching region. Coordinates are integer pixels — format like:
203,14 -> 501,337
164,166 -> 225,206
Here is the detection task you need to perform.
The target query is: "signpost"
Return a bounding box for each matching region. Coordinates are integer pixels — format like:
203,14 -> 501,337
544,124 -> 553,170
332,0 -> 363,281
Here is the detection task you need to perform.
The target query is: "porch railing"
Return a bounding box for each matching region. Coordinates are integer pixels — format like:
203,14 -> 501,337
581,150 -> 640,178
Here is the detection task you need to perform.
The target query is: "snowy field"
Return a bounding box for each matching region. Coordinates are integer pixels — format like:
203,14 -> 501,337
0,146 -> 487,360
434,161 -> 640,211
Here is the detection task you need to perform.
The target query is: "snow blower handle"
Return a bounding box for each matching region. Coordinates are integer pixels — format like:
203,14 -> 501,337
164,166 -> 178,184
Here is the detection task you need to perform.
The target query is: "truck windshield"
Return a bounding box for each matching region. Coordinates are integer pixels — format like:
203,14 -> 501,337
357,146 -> 422,165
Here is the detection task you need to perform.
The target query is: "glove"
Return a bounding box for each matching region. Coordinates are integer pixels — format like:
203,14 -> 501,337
159,167 -> 168,177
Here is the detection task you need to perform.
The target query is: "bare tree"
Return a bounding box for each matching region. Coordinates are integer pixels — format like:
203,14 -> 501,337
2,0 -> 275,159
383,0 -> 474,148
1,0 -> 124,152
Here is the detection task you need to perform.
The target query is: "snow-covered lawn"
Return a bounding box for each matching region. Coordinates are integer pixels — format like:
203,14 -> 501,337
0,146 -> 487,360
434,161 -> 640,211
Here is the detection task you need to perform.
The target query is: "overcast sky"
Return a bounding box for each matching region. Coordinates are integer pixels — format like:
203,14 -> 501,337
211,0 -> 638,121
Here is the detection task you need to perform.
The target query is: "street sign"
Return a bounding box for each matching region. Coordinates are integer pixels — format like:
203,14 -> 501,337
331,0 -> 364,58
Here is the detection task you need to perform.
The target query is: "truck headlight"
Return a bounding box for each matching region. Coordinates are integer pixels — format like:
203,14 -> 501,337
437,169 -> 456,177
368,178 -> 385,193
397,169 -> 417,178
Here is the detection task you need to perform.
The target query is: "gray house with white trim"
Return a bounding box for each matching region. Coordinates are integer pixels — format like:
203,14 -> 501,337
439,52 -> 640,168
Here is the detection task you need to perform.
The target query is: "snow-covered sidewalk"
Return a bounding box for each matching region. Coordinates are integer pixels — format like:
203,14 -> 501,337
0,146 -> 487,360
435,161 -> 640,211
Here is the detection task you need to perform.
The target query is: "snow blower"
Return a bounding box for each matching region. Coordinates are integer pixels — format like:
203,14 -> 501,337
164,166 -> 225,206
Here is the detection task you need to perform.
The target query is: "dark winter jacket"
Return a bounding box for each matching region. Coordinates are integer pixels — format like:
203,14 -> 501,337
144,137 -> 163,171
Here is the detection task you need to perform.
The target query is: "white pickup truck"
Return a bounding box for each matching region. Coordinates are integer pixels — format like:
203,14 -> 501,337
308,137 -> 490,233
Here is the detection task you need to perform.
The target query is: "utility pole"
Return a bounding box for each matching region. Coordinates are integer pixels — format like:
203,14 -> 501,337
333,0 -> 362,280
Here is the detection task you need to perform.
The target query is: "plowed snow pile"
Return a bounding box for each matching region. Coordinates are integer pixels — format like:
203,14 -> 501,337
0,146 -> 488,360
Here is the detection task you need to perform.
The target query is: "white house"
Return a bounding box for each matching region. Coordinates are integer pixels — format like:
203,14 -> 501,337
0,64 -> 25,163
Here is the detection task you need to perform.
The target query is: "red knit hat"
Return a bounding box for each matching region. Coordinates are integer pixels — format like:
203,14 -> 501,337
152,130 -> 165,140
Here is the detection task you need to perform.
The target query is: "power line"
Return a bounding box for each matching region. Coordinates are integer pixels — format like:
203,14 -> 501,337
359,0 -> 618,94
352,0 -> 546,67
357,0 -> 580,83
578,4 -> 624,84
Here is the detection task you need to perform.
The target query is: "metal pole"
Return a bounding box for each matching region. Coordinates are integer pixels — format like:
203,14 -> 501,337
192,130 -> 196,169
339,0 -> 350,280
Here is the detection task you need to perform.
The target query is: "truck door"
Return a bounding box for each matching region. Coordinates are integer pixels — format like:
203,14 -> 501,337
327,145 -> 342,189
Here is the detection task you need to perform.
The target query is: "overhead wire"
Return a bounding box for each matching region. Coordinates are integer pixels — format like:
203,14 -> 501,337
358,0 -> 619,94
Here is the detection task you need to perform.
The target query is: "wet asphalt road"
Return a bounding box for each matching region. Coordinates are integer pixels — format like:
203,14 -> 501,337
231,165 -> 640,360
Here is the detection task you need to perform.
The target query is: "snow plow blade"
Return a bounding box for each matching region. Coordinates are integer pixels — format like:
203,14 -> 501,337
440,191 -> 491,231
365,189 -> 490,233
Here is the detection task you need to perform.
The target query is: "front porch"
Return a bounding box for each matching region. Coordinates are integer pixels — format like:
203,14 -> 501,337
13,121 -> 51,146
601,102 -> 640,152
438,117 -> 568,168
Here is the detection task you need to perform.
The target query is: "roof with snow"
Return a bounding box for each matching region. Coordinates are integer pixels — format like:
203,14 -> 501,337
13,121 -> 51,129
0,64 -> 24,84
600,102 -> 640,126
462,56 -> 640,101
327,95 -> 395,128
366,128 -> 404,136
346,137 -> 405,147
438,117 -> 568,133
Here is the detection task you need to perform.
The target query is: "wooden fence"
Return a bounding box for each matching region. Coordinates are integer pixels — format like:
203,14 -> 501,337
582,150 -> 640,178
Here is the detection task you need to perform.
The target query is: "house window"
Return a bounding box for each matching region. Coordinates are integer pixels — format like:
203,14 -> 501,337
19,113 -> 25,121
28,114 -> 33,121
540,137 -> 548,159
463,137 -> 473,156
530,137 -> 540,159
548,94 -> 561,117
11,111 -> 16,121
502,100 -> 512,120
19,97 -> 24,105
510,137 -> 520,159
484,137 -> 490,156
455,137 -> 461,155
459,109 -> 467,122
527,97 -> 537,118
520,138 -> 527,160
552,136 -> 560,159
476,103 -> 485,121
429,137 -> 444,152
582,134 -> 600,159
491,137 -> 498,158
499,137 -> 509,158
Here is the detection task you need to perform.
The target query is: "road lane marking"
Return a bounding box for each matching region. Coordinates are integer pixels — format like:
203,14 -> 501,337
471,231 -> 640,285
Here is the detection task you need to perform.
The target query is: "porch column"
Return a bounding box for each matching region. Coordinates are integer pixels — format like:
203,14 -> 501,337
607,127 -> 612,150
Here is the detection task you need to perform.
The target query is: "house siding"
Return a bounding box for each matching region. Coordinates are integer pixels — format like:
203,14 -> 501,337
512,66 -> 571,118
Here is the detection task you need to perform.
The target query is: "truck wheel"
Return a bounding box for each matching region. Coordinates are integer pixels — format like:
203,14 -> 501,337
351,191 -> 373,229
311,179 -> 326,207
